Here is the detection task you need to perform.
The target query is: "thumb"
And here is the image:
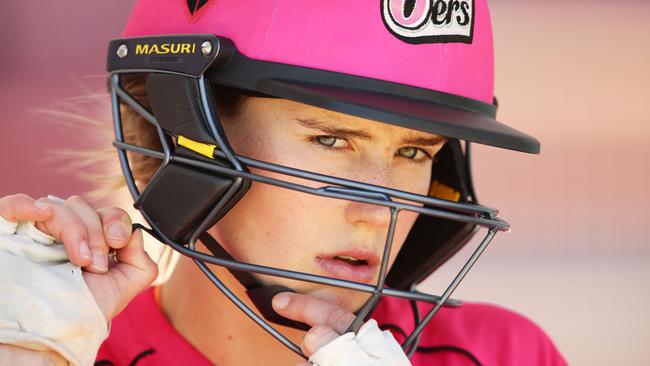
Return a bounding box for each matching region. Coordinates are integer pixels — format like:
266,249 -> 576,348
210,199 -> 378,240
85,228 -> 158,320
113,228 -> 158,294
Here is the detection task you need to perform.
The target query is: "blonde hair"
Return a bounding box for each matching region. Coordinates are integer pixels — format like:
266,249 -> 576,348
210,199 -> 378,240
45,75 -> 247,283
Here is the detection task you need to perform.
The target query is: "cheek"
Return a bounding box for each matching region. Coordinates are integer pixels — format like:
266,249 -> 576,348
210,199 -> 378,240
214,119 -> 346,269
211,168 -> 345,269
388,210 -> 420,267
385,166 -> 431,266
394,164 -> 433,197
211,181 -> 291,263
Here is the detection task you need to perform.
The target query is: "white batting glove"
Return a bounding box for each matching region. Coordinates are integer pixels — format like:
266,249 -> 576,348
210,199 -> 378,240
0,216 -> 108,366
309,319 -> 412,366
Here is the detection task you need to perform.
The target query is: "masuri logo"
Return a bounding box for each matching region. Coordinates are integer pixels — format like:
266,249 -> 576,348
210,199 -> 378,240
135,43 -> 197,55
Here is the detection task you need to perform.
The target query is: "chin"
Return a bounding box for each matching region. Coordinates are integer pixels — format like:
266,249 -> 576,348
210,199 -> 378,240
306,286 -> 373,313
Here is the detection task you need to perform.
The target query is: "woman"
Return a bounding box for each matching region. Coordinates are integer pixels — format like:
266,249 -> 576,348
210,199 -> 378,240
0,1 -> 566,365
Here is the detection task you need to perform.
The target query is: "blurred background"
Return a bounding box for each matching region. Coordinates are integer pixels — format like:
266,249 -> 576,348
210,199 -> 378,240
0,1 -> 648,364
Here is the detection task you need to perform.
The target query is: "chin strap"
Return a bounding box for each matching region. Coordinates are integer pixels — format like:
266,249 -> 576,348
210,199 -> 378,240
198,232 -> 311,330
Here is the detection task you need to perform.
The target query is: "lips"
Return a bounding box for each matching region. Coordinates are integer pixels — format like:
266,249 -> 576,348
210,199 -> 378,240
316,249 -> 380,283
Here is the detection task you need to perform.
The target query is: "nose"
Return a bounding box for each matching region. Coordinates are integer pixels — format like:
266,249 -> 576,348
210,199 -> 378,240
344,201 -> 392,229
343,162 -> 393,229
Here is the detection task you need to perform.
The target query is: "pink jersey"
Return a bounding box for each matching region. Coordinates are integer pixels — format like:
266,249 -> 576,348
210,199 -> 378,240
96,287 -> 566,365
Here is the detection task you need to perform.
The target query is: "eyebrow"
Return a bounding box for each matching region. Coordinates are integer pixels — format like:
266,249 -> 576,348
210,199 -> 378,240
295,118 -> 447,147
296,118 -> 372,140
401,135 -> 447,147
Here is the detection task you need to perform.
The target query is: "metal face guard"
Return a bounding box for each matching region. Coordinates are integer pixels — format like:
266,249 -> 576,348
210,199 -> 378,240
108,35 -> 510,359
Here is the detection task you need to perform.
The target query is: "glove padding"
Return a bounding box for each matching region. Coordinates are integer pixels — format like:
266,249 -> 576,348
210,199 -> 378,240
0,217 -> 108,366
309,319 -> 412,366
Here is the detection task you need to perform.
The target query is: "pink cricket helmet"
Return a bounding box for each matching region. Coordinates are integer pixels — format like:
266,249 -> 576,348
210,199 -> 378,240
119,0 -> 539,153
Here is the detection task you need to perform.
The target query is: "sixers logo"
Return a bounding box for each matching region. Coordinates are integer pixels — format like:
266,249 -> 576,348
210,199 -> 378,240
381,0 -> 475,44
185,0 -> 216,23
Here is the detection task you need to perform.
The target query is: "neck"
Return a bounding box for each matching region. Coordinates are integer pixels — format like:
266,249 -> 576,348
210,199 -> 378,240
161,254 -> 306,366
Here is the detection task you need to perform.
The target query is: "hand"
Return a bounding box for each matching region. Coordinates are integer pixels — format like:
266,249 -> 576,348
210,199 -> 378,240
272,292 -> 412,366
272,292 -> 356,364
0,193 -> 158,321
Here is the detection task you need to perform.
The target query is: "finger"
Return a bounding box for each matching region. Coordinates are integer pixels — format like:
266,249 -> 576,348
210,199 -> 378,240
29,197 -> 93,267
0,194 -> 53,223
97,207 -> 132,250
106,229 -> 158,317
272,292 -> 356,334
64,196 -> 111,273
301,325 -> 340,358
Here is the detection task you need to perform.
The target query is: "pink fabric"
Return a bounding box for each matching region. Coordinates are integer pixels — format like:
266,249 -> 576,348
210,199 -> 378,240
97,287 -> 567,365
374,296 -> 569,365
122,0 -> 494,104
96,287 -> 212,366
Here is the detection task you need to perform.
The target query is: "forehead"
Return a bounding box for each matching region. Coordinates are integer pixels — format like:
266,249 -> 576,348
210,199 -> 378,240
246,97 -> 445,141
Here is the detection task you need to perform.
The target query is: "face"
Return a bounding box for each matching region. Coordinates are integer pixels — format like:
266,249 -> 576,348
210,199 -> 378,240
209,97 -> 446,311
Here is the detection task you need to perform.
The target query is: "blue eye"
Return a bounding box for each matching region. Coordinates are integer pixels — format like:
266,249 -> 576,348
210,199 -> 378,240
316,136 -> 338,147
398,146 -> 417,158
398,146 -> 428,160
314,136 -> 349,149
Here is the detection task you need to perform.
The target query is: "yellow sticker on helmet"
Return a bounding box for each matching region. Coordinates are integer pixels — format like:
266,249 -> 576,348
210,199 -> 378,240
428,180 -> 461,202
177,135 -> 217,159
